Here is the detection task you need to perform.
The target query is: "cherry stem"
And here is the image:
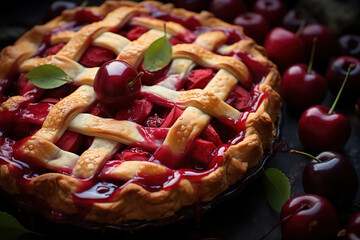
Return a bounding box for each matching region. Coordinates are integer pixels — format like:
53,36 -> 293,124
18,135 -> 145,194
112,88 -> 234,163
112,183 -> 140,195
259,204 -> 308,240
328,63 -> 355,114
307,38 -> 317,74
295,16 -> 306,36
290,149 -> 322,163
128,72 -> 143,88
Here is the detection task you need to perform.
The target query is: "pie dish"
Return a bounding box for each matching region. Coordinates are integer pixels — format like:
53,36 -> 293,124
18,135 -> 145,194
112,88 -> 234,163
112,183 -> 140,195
0,0 -> 281,225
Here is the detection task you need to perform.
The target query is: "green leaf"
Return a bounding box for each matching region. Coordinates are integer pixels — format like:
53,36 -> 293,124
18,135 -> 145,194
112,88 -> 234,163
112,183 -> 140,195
0,211 -> 32,239
144,34 -> 172,72
262,168 -> 291,213
25,64 -> 71,89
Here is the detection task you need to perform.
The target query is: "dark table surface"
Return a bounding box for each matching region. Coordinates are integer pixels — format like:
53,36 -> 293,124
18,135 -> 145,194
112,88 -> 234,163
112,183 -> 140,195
0,1 -> 359,240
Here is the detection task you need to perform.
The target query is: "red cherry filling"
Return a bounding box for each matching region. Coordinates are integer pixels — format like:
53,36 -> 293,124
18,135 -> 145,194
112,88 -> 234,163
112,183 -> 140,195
79,46 -> 116,68
125,26 -> 149,41
115,99 -> 153,124
226,85 -> 251,111
185,69 -> 214,90
115,147 -> 151,162
189,139 -> 216,166
55,131 -> 84,153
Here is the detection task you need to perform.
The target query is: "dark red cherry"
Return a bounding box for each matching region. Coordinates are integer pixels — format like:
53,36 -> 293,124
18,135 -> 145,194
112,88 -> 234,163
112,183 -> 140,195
294,150 -> 359,208
339,34 -> 360,58
44,1 -> 77,22
326,56 -> 360,102
252,0 -> 286,27
344,212 -> 360,240
281,64 -> 327,110
138,60 -> 169,86
173,0 -> 208,12
299,23 -> 338,67
94,60 -> 142,110
264,27 -> 306,71
233,12 -> 270,44
298,105 -> 351,151
280,194 -> 340,240
282,9 -> 317,33
209,0 -> 248,23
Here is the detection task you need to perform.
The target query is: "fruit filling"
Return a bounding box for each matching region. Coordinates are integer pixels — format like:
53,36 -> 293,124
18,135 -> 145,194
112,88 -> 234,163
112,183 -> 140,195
0,5 -> 272,210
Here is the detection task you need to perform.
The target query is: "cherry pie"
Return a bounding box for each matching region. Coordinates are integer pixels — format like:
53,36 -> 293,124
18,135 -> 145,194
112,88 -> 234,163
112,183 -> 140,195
0,1 -> 281,225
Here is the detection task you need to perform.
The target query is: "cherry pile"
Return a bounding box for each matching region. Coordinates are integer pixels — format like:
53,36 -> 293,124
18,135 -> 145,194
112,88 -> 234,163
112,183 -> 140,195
169,0 -> 360,239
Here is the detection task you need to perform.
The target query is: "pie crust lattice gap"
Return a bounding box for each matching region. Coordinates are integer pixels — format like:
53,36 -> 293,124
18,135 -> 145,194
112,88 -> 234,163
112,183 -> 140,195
0,1 -> 281,225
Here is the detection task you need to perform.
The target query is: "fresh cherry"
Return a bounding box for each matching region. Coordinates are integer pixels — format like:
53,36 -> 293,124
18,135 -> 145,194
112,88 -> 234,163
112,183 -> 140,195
280,39 -> 327,110
280,194 -> 340,240
326,56 -> 360,102
233,12 -> 270,44
209,0 -> 248,23
138,60 -> 169,86
292,150 -> 358,208
339,34 -> 360,58
298,105 -> 351,152
282,9 -> 316,33
281,64 -> 327,110
344,212 -> 360,240
173,0 -> 208,12
94,60 -> 142,110
44,1 -> 77,22
299,23 -> 338,67
264,27 -> 306,71
252,0 -> 286,27
298,64 -> 353,152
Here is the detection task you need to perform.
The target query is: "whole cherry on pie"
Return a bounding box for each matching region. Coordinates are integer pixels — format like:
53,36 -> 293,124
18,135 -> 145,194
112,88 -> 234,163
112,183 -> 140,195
94,59 -> 142,110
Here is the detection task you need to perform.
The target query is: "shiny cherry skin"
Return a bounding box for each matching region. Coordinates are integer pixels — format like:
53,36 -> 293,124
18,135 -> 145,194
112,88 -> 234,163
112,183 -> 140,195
44,1 -> 77,22
282,9 -> 316,33
280,194 -> 340,240
252,0 -> 286,27
299,23 -> 338,67
326,56 -> 360,102
298,105 -> 351,152
94,60 -> 141,110
345,212 -> 360,240
339,34 -> 360,58
173,0 -> 208,12
209,0 -> 247,23
264,27 -> 306,71
233,12 -> 270,44
302,151 -> 358,208
281,64 -> 327,110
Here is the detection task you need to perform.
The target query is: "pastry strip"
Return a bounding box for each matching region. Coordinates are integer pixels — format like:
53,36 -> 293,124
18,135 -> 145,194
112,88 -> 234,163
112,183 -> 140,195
73,138 -> 119,179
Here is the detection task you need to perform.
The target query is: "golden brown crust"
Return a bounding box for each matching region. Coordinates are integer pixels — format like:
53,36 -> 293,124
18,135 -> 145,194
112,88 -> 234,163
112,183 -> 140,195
0,0 -> 281,225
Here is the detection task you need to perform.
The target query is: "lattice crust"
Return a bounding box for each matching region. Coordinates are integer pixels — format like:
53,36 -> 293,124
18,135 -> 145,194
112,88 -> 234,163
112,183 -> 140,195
0,1 -> 281,224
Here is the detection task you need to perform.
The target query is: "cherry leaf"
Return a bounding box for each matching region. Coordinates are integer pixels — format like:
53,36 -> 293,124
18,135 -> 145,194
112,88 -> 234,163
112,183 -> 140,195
262,168 -> 291,213
144,33 -> 172,72
25,64 -> 72,89
0,211 -> 33,239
